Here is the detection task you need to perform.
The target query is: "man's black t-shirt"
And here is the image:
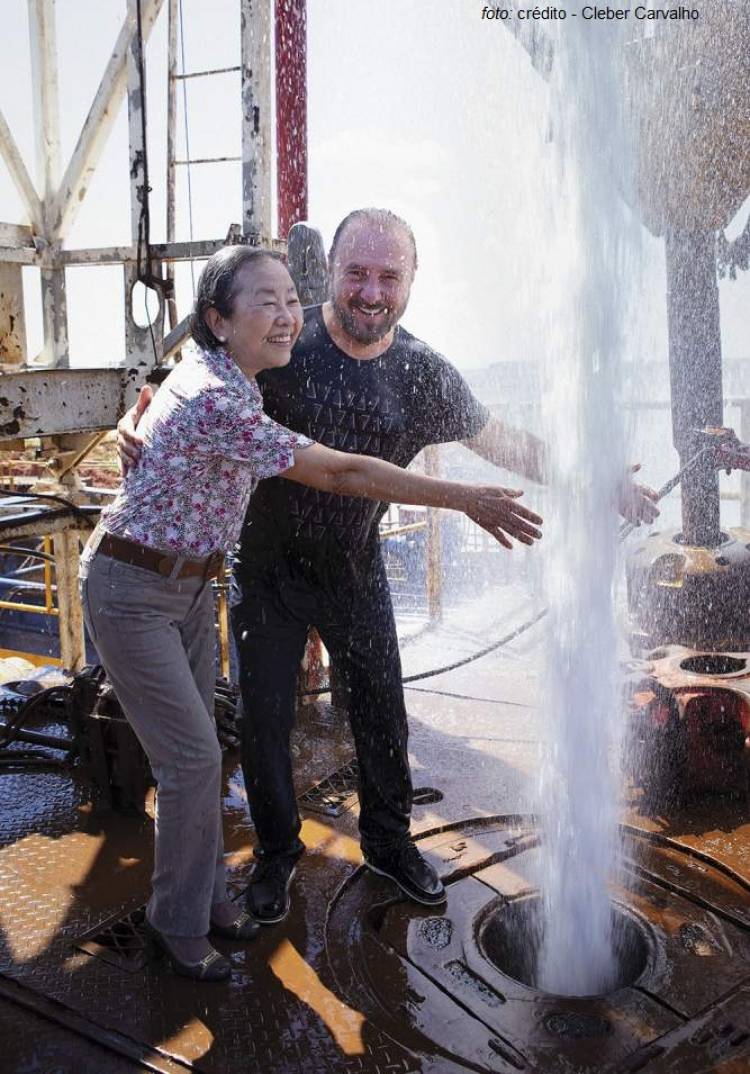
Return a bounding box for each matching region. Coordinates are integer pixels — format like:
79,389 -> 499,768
235,305 -> 490,564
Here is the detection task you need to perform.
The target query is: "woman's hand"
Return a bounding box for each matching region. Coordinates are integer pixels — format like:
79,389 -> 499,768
117,384 -> 152,475
285,443 -> 543,550
462,486 -> 543,549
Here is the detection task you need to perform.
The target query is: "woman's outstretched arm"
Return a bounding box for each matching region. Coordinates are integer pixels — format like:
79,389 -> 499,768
283,442 -> 543,550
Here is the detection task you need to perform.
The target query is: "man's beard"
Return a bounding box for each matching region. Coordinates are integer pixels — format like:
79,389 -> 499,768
332,295 -> 403,345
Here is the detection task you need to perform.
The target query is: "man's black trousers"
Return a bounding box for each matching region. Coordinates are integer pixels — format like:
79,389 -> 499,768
231,537 -> 413,861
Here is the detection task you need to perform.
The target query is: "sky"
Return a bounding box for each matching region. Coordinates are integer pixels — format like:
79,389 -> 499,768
0,0 -> 747,377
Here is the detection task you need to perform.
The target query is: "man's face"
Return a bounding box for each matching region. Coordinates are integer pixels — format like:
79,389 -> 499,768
329,220 -> 415,345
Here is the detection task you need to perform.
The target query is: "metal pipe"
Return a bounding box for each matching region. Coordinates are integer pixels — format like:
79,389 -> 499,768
174,65 -> 240,79
43,534 -> 54,613
665,229 -> 724,547
165,0 -> 179,333
379,521 -> 428,540
275,0 -> 308,236
0,726 -> 71,749
0,599 -> 58,616
215,559 -> 231,680
424,445 -> 443,623
174,156 -> 241,165
739,401 -> 750,528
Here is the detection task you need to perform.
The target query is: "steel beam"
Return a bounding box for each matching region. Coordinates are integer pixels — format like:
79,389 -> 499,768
241,0 -> 272,239
0,234 -> 287,267
38,250 -> 69,367
127,0 -> 148,248
52,528 -> 86,671
123,262 -> 163,408
0,263 -> 28,365
28,0 -> 61,209
163,313 -> 191,361
0,511 -> 94,542
165,0 -> 179,332
0,246 -> 38,266
0,368 -> 127,439
48,0 -> 164,240
62,236 -> 287,266
0,223 -> 34,249
0,110 -> 43,233
28,0 -> 69,367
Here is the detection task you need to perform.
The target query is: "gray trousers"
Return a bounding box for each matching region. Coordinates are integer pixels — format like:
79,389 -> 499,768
79,544 -> 226,937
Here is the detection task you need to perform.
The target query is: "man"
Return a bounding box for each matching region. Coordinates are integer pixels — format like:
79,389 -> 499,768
119,208 -> 656,921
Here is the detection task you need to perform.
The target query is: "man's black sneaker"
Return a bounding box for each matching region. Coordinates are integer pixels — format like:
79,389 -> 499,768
246,856 -> 298,923
364,840 -> 446,905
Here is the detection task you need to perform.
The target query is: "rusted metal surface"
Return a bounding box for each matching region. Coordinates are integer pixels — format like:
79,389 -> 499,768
327,817 -> 750,1074
29,0 -> 69,368
627,527 -> 750,651
0,509 -> 92,543
241,0 -> 273,240
628,643 -> 750,805
0,368 -> 127,439
0,711 -> 414,1073
51,529 -> 85,672
286,223 -> 328,306
0,665 -> 749,1073
0,261 -> 27,365
0,979 -> 147,1074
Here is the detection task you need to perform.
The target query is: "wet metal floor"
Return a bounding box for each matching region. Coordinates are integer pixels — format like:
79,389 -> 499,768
1,619 -> 749,1073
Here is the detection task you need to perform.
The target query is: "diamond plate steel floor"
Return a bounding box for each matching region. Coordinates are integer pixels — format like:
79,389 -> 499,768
2,638 -> 750,1074
0,710 -> 419,1074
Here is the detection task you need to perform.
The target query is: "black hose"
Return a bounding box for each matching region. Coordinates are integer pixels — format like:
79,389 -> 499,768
301,452 -> 698,699
299,607 -> 548,697
0,487 -> 99,519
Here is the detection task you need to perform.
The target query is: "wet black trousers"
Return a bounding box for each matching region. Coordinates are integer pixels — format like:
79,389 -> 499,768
231,538 -> 413,861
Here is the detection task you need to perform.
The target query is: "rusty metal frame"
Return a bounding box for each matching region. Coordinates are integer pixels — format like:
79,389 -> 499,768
0,0 -> 276,439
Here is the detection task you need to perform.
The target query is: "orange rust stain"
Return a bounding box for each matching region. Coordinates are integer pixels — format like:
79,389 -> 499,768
269,938 -> 365,1056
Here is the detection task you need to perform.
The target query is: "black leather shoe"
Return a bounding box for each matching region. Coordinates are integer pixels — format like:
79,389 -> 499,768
364,840 -> 446,905
246,856 -> 298,923
210,909 -> 260,941
142,920 -> 231,981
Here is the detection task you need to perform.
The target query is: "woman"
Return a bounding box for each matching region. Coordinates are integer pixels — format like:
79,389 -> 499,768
80,246 -> 542,982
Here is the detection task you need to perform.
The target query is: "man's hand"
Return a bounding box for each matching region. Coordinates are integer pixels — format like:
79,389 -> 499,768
463,487 -> 543,550
617,464 -> 660,526
117,384 -> 153,476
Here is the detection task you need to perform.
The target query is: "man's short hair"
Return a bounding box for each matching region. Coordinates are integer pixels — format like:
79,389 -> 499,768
328,209 -> 418,272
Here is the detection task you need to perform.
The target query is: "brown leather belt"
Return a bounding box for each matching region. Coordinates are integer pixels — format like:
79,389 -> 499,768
97,532 -> 223,581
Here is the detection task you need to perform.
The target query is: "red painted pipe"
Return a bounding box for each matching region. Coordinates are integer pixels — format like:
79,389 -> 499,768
275,0 -> 308,237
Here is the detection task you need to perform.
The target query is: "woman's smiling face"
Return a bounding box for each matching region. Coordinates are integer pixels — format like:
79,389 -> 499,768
208,257 -> 304,377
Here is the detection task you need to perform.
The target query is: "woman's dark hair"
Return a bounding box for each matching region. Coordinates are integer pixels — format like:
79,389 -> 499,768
190,246 -> 287,351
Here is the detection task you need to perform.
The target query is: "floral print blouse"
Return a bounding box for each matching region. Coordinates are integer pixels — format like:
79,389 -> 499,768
100,347 -> 313,557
